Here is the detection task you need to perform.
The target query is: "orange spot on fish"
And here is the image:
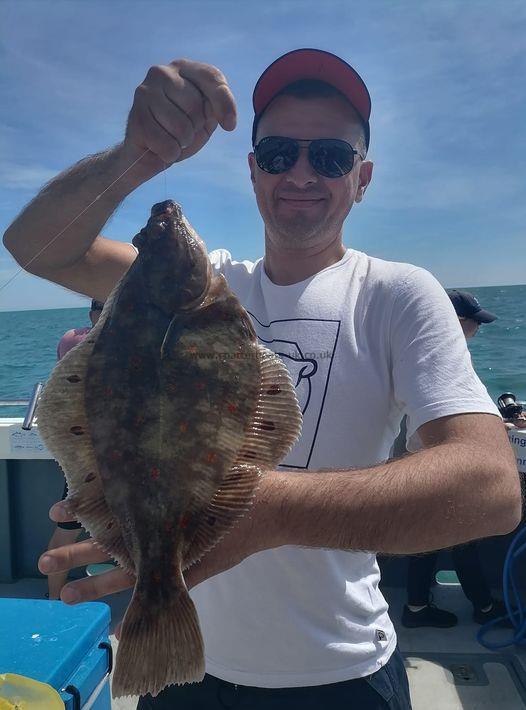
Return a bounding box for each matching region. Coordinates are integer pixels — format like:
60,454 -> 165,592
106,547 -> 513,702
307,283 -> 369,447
179,422 -> 188,433
179,513 -> 191,529
134,414 -> 145,427
227,403 -> 237,413
152,570 -> 161,584
109,450 -> 122,462
206,451 -> 218,464
196,382 -> 205,391
150,467 -> 160,481
164,520 -> 174,534
104,386 -> 113,397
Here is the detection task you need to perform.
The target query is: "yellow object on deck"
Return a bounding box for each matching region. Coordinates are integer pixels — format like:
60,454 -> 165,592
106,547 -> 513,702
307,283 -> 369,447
0,673 -> 64,709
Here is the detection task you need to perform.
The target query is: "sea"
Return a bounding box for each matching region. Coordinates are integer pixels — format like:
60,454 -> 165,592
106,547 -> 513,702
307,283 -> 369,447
0,284 -> 525,418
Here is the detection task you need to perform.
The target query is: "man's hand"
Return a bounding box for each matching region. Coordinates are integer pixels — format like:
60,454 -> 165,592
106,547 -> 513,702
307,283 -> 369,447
38,475 -> 278,631
124,58 -> 237,171
39,502 -> 136,605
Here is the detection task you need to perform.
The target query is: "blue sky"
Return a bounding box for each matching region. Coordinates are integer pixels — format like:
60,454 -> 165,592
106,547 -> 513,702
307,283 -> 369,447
0,0 -> 525,311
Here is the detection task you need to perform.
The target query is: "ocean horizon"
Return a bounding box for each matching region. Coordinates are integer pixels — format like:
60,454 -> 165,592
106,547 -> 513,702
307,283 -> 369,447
1,283 -> 525,418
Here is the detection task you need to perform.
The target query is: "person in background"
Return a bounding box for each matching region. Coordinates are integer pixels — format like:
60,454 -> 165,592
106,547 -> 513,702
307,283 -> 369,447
447,289 -> 497,338
46,299 -> 104,599
504,413 -> 526,430
402,290 -> 508,628
56,299 -> 104,359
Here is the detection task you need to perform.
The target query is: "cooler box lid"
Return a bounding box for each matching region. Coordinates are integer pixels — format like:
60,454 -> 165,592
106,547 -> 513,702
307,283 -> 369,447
0,599 -> 111,706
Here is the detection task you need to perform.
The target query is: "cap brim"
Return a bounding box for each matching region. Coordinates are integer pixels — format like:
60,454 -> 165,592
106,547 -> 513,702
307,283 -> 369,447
253,48 -> 371,130
473,309 -> 497,323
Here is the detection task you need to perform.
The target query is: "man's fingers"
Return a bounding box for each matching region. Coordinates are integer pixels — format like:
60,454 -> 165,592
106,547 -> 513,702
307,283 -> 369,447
161,73 -> 208,138
129,87 -> 183,165
126,59 -> 236,166
49,501 -> 76,523
39,539 -> 108,574
61,567 -> 135,605
177,60 -> 237,131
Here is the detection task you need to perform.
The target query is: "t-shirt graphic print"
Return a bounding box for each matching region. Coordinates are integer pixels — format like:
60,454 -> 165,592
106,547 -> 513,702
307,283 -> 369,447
248,311 -> 341,469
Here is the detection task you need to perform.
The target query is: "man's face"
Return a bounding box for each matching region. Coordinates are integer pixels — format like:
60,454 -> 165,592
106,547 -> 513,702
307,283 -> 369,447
459,317 -> 480,339
248,94 -> 372,250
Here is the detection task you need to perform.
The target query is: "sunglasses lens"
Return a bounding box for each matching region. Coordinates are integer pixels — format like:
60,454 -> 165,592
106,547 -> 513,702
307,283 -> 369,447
310,139 -> 355,178
255,137 -> 299,174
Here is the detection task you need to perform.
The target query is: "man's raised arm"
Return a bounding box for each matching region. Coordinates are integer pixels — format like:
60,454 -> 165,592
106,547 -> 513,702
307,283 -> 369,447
3,59 -> 237,301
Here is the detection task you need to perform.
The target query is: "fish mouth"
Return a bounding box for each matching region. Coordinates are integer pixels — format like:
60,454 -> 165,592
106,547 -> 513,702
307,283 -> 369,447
150,200 -> 182,220
133,201 -> 183,249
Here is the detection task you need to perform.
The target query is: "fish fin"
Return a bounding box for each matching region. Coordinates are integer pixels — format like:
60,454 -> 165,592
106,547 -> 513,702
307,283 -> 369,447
183,345 -> 301,568
235,344 -> 302,467
112,563 -> 204,698
183,462 -> 261,569
36,283 -> 136,575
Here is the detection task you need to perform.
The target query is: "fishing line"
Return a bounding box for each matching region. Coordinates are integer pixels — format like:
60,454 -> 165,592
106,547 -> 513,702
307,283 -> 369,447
0,148 -> 151,296
163,160 -> 168,201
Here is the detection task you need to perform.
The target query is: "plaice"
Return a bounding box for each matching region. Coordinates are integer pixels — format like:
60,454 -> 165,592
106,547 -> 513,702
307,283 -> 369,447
36,200 -> 302,698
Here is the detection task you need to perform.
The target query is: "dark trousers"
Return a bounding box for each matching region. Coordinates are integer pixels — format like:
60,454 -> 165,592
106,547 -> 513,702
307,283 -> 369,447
407,541 -> 493,609
137,647 -> 412,709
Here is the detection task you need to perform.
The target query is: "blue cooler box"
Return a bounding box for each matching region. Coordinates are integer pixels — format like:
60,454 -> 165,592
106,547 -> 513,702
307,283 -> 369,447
0,599 -> 112,709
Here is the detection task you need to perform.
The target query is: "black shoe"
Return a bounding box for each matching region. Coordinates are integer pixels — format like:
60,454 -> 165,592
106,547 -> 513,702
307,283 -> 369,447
473,599 -> 515,628
401,603 -> 458,628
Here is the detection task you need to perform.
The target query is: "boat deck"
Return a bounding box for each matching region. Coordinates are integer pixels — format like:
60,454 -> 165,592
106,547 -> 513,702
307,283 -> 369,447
2,577 -> 526,709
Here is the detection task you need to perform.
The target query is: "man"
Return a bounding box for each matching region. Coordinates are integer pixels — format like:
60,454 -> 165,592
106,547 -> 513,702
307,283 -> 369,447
46,299 -> 104,600
56,298 -> 104,359
448,289 -> 497,339
402,291 -> 509,630
3,49 -> 521,709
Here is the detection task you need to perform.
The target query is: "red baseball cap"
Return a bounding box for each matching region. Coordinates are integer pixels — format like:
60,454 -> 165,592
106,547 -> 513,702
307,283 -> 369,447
252,48 -> 371,149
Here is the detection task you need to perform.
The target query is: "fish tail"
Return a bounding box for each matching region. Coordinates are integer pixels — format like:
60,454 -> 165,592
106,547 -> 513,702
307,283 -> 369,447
111,564 -> 204,698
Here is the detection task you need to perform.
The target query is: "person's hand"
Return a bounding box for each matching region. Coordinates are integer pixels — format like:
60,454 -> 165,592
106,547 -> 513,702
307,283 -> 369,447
39,475 -> 279,635
184,476 -> 278,590
123,58 -> 237,173
38,501 -> 136,611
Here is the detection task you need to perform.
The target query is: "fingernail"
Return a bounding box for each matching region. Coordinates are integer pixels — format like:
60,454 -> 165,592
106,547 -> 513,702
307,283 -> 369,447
62,587 -> 80,604
50,503 -> 67,521
40,555 -> 56,573
223,113 -> 236,131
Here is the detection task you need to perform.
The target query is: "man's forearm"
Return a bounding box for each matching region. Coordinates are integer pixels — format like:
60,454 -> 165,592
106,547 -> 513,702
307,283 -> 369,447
2,142 -> 158,274
262,443 -> 521,555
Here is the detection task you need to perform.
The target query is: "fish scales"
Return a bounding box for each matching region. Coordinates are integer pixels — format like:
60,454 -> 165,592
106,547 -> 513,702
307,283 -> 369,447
36,200 -> 302,699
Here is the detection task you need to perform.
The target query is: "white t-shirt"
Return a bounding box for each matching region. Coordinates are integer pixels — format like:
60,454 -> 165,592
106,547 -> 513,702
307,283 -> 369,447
188,247 -> 499,688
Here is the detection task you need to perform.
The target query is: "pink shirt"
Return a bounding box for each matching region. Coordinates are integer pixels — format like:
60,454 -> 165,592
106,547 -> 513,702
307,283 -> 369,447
57,326 -> 91,360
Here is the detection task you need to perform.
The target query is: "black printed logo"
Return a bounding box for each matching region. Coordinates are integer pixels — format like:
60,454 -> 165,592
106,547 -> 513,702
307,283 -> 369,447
248,313 -> 340,468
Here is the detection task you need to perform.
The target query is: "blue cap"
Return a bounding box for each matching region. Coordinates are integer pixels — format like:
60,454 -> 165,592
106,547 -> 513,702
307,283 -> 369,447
447,290 -> 496,323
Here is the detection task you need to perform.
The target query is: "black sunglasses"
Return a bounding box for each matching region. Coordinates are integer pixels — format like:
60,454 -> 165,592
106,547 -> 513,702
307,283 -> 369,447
253,136 -> 364,179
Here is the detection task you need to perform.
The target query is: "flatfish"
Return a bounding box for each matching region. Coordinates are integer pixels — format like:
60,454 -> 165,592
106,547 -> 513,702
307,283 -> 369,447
36,200 -> 302,698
